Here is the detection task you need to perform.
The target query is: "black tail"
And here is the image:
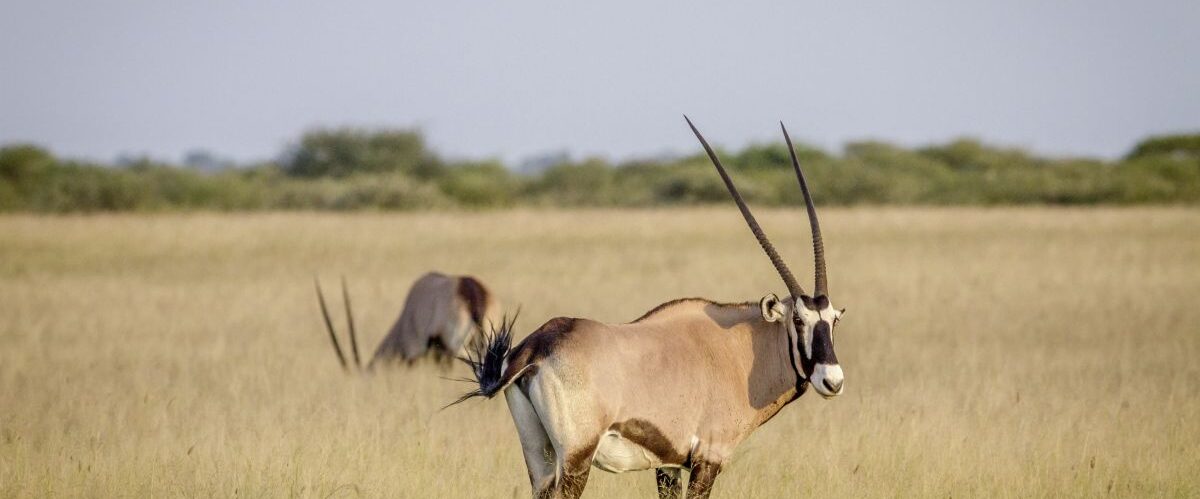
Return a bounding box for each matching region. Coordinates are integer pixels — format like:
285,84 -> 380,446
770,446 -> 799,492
447,312 -> 519,407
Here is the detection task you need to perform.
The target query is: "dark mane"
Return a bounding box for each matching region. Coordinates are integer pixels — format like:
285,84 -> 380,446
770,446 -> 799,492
629,297 -> 754,323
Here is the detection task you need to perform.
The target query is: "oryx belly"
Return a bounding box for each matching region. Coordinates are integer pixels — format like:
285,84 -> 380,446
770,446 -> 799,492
592,430 -> 664,473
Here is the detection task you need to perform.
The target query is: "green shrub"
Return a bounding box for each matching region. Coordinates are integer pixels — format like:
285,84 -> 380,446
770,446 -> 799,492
1126,133 -> 1200,161
282,128 -> 443,179
438,161 -> 518,208
2,130 -> 1198,212
530,159 -> 619,206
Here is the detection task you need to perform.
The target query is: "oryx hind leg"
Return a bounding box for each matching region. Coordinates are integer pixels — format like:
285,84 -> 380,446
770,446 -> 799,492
524,371 -> 600,499
504,387 -> 555,496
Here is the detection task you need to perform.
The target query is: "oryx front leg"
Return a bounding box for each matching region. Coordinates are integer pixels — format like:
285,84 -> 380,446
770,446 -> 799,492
686,461 -> 723,499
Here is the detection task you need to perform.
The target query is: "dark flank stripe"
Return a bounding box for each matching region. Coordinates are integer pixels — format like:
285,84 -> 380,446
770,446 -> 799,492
607,419 -> 688,466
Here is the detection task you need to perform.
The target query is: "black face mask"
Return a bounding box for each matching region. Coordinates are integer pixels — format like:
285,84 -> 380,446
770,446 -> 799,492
787,316 -> 812,396
810,320 -> 838,366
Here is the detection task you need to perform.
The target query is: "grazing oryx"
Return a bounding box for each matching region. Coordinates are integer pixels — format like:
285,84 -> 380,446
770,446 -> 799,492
455,118 -> 847,498
316,272 -> 501,372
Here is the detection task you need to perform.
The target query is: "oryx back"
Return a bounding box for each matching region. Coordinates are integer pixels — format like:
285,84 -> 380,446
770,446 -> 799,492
369,272 -> 497,367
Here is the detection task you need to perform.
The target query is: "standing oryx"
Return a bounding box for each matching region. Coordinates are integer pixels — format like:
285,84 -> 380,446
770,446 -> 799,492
455,117 -> 847,499
316,272 -> 501,372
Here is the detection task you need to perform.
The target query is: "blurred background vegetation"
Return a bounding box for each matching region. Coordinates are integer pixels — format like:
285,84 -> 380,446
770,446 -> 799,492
2,128 -> 1198,212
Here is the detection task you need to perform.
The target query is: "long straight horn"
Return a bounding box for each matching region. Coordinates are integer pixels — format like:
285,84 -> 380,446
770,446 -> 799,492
780,122 -> 828,297
315,278 -> 349,371
685,116 -> 806,299
341,276 -> 362,370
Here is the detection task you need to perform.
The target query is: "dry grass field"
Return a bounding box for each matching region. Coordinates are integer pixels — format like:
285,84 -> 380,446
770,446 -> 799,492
1,207 -> 1198,498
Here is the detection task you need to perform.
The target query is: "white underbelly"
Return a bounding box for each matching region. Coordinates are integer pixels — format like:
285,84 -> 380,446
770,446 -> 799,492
591,430 -> 663,473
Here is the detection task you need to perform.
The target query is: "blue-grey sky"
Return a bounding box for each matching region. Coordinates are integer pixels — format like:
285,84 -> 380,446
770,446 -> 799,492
1,0 -> 1197,164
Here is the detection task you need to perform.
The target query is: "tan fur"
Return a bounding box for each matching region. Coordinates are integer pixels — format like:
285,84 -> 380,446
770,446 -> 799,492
368,272 -> 500,369
502,298 -> 801,497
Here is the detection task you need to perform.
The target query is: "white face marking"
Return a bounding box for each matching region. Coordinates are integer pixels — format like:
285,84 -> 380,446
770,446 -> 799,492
813,304 -> 844,397
793,299 -> 820,359
817,306 -> 842,344
785,326 -> 806,380
790,300 -> 845,395
810,363 -> 844,398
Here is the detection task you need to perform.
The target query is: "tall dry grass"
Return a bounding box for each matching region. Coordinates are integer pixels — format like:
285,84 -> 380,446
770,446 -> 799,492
0,208 -> 1197,497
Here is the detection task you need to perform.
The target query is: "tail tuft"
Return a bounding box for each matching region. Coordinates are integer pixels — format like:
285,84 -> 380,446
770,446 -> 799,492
447,311 -> 519,407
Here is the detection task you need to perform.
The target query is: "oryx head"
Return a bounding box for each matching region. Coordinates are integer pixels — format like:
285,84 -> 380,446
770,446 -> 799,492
687,117 -> 846,399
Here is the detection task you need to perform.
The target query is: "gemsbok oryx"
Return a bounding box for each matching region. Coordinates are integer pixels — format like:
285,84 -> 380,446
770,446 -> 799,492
455,117 -> 846,498
316,272 -> 501,372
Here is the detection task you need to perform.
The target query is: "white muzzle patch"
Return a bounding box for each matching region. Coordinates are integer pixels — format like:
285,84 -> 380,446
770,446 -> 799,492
811,363 -> 844,398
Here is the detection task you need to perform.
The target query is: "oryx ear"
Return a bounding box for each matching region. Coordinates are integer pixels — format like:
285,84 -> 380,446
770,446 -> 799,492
760,294 -> 786,322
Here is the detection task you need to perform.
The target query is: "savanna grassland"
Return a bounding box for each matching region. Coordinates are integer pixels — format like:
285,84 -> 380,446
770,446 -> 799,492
1,208 -> 1198,498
